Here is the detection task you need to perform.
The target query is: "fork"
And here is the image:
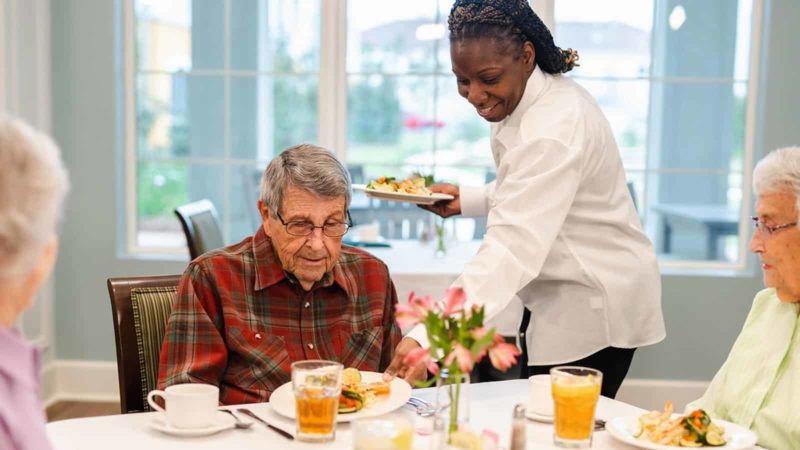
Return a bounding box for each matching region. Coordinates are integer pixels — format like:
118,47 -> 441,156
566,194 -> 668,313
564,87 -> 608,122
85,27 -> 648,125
407,397 -> 450,417
219,409 -> 253,429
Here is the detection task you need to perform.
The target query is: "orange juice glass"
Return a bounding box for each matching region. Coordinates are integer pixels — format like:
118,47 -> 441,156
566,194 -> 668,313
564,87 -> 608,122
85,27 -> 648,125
292,360 -> 342,442
550,366 -> 602,448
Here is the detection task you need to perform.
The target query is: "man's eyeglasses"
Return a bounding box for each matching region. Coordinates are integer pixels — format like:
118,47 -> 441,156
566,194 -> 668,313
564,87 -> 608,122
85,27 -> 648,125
274,210 -> 352,237
751,216 -> 798,238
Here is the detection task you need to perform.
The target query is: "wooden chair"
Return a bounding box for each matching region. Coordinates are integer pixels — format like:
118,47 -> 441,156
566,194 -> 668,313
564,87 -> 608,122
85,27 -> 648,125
174,199 -> 225,260
107,275 -> 181,413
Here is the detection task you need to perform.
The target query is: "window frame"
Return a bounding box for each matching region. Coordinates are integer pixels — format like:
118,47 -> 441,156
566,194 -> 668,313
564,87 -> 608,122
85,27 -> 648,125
123,0 -> 765,272
540,0 -> 764,272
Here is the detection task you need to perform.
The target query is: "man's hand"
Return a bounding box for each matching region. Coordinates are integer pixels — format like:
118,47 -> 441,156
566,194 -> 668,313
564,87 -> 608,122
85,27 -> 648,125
383,337 -> 427,385
419,183 -> 461,218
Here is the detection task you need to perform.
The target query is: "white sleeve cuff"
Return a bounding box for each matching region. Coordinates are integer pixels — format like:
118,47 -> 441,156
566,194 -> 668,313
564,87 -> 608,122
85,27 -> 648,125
405,323 -> 430,349
460,184 -> 491,217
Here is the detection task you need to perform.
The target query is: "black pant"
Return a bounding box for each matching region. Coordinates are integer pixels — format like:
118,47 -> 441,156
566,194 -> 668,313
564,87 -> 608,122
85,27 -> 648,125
518,308 -> 636,399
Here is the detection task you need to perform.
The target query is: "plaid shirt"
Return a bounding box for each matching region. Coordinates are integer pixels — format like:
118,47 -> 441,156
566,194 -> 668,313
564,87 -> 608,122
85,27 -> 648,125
157,226 -> 401,405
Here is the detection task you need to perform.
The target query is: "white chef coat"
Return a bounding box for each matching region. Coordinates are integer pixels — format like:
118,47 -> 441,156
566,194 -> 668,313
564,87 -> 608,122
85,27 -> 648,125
408,67 -> 665,365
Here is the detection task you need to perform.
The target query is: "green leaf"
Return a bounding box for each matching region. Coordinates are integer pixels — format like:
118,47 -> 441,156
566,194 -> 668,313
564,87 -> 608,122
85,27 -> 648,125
414,377 -> 437,389
469,328 -> 496,356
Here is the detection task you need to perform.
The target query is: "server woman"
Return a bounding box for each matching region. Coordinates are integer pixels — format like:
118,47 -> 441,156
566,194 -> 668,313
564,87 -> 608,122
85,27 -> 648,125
386,0 -> 665,398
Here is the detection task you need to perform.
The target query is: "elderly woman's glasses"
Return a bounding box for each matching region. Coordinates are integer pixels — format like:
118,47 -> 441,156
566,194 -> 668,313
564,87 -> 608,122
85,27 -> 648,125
274,210 -> 352,237
751,216 -> 798,238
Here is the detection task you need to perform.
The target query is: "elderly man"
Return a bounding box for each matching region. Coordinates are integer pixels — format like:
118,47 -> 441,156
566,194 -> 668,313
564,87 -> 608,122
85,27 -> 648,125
0,115 -> 69,450
157,144 -> 401,404
687,146 -> 800,449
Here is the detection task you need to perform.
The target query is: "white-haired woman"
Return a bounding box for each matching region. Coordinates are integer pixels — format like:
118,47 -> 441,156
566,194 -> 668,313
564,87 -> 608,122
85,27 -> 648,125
0,114 -> 69,450
688,146 -> 800,449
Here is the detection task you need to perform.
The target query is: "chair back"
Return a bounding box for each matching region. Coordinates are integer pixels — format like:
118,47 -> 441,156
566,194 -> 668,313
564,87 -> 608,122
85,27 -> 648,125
174,199 -> 225,259
107,275 -> 181,414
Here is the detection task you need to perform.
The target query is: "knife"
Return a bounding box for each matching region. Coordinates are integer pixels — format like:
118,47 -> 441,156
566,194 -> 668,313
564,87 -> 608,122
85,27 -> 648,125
236,408 -> 295,440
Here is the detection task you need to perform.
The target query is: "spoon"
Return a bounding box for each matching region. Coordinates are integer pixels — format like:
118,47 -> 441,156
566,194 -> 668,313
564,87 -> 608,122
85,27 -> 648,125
219,409 -> 253,429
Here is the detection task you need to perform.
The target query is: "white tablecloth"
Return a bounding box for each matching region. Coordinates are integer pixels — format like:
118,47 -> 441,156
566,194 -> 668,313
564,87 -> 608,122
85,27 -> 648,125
47,379 -> 651,450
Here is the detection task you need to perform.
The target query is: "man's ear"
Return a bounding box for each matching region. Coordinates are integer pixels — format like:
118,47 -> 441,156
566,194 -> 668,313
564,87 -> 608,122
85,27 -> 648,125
258,200 -> 271,236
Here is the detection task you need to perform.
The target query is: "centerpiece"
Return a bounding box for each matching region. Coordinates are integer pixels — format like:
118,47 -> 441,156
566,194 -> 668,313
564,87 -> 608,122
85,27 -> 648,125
397,288 -> 521,445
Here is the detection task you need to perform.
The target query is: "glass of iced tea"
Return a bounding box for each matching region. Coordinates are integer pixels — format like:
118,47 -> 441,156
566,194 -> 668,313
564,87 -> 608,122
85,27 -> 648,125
292,360 -> 343,442
550,366 -> 602,448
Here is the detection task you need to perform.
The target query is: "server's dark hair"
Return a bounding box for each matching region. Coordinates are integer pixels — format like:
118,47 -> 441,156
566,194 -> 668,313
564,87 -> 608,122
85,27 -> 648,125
448,0 -> 579,74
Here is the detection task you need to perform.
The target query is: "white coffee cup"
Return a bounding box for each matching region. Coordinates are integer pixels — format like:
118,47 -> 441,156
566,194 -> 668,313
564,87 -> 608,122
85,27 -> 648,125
147,384 -> 219,429
528,374 -> 554,417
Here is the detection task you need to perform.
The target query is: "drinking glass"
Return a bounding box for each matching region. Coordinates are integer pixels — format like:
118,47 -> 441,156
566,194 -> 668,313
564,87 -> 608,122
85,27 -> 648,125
292,360 -> 343,442
550,366 -> 602,448
352,416 -> 413,450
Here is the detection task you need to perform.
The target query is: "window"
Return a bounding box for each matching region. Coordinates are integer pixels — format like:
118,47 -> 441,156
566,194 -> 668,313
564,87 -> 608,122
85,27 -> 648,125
550,0 -> 758,267
127,0 -> 760,269
345,1 -> 493,242
129,0 -> 321,252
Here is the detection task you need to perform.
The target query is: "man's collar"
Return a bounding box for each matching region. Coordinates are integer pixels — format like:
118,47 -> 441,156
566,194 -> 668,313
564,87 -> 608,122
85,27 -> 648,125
252,226 -> 351,295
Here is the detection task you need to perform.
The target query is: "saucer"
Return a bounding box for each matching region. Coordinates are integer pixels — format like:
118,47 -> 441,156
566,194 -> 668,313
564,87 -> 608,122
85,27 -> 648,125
149,411 -> 236,437
525,409 -> 554,423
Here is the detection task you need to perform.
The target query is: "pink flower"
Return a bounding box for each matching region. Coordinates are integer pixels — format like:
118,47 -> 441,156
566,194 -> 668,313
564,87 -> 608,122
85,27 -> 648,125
488,342 -> 521,372
396,304 -> 421,328
470,327 -> 490,341
403,346 -> 439,375
410,293 -> 434,316
444,344 -> 475,373
395,292 -> 434,328
468,328 -> 497,360
442,287 -> 466,317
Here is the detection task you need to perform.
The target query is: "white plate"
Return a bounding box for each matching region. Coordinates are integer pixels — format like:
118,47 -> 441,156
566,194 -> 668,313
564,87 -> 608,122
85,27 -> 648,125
269,371 -> 412,423
353,184 -> 454,205
149,411 -> 236,437
525,409 -> 554,423
606,415 -> 758,450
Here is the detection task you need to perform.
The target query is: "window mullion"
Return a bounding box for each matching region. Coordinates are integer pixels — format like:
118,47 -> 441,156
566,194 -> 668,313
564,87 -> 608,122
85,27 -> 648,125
531,0 -> 555,31
124,0 -> 138,254
739,0 -> 765,267
222,0 -> 231,242
319,0 -> 347,159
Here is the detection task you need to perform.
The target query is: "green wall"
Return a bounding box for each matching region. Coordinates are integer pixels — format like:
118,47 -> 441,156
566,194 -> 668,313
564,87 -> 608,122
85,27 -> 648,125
51,0 -> 188,360
51,0 -> 799,380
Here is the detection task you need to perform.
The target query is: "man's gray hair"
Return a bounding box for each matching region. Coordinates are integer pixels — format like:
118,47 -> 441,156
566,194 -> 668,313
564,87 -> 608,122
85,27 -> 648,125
0,114 -> 70,277
753,146 -> 800,222
259,144 -> 351,214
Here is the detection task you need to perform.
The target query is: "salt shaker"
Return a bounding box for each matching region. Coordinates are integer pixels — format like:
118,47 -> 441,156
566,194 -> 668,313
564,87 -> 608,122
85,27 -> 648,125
510,403 -> 526,450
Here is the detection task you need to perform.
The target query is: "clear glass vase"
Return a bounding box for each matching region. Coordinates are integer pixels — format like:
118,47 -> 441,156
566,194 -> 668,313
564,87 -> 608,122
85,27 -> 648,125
434,369 -> 470,438
434,217 -> 447,258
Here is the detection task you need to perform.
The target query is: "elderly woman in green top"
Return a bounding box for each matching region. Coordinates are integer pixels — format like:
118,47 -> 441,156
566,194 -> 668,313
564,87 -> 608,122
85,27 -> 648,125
689,146 -> 800,449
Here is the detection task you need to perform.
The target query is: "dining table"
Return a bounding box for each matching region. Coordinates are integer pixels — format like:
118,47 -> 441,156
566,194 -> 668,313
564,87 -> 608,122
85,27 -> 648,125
46,379 -> 666,450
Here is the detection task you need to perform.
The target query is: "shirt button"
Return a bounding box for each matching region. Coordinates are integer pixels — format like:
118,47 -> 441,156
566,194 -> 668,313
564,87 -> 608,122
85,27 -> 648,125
307,343 -> 315,350
255,333 -> 262,340
304,301 -> 310,308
